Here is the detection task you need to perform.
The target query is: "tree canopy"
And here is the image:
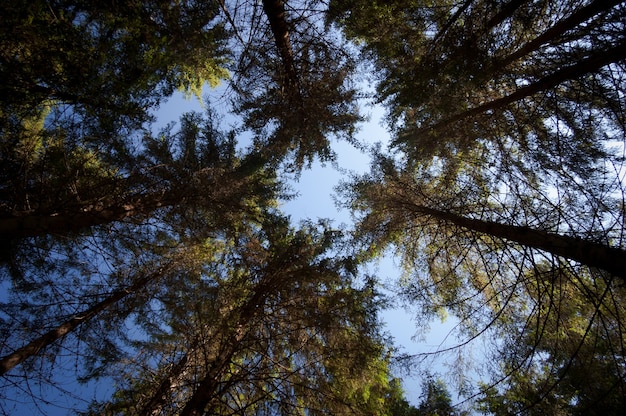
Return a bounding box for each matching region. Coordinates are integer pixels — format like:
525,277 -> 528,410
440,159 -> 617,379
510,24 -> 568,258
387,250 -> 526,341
332,0 -> 626,413
1,0 -> 625,414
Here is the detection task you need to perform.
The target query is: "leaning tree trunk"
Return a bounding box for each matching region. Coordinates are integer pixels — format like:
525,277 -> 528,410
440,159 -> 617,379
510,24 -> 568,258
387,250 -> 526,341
179,277 -> 279,416
262,0 -> 299,89
417,41 -> 626,137
0,265 -> 168,376
0,165 -> 247,241
0,189 -> 190,241
498,0 -> 622,69
139,339 -> 201,416
406,202 -> 626,280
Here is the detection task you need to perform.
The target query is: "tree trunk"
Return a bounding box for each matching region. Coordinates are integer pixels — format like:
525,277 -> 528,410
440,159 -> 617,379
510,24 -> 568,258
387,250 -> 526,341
498,0 -> 622,69
417,41 -> 626,137
0,194 -> 167,240
140,341 -> 198,416
179,280 -> 274,416
406,203 -> 626,280
262,0 -> 298,88
178,326 -> 249,416
0,188 -> 192,241
0,267 -> 165,376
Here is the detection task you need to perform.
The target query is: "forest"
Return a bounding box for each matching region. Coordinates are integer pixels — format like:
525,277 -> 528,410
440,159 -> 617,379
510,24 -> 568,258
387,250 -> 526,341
1,0 -> 625,414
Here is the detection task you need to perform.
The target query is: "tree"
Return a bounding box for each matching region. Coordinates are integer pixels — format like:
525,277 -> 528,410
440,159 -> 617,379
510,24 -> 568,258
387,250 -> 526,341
343,156 -> 626,276
0,108 -> 280,242
1,0 -> 362,242
329,0 -> 625,185
223,0 -> 363,171
0,0 -> 249,288
85,217 -> 397,416
475,265 -> 626,415
0,0 -> 233,252
0,265 -> 163,376
0,1 -> 385,412
340,150 -> 626,411
10,0 -> 626,413
416,377 -> 457,416
331,0 -> 625,410
0,106 -> 284,411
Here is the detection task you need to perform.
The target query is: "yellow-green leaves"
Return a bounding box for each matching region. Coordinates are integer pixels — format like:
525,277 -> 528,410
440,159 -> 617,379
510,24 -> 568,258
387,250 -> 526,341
176,58 -> 230,101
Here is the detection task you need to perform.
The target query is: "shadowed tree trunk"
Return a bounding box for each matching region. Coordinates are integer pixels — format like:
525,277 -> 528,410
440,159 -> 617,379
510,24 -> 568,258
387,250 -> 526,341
262,0 -> 299,89
178,328 -> 249,416
416,41 -> 626,137
0,190 -> 187,241
0,166 -> 255,241
400,201 -> 626,280
179,279 -> 274,416
0,265 -> 169,375
139,340 -> 200,416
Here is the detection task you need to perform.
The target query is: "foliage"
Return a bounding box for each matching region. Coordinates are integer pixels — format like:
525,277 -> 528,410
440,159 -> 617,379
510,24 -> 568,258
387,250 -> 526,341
0,0 -> 229,124
81,217 -> 395,416
225,0 -> 364,172
0,1 -> 402,414
2,0 -> 625,414
416,377 -> 457,416
333,0 -> 626,413
475,266 -> 626,415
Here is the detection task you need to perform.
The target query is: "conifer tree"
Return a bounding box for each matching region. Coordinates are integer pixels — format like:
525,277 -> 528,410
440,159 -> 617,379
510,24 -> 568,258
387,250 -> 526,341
332,0 -> 626,411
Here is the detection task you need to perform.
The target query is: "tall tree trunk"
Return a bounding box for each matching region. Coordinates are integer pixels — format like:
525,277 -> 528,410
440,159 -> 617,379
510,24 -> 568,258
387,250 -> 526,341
179,279 -> 275,416
405,202 -> 626,280
416,41 -> 626,137
497,0 -> 622,69
1,164 -> 262,241
262,0 -> 299,89
0,266 -> 167,376
140,340 -> 199,416
0,186 -> 197,240
178,326 -> 250,416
